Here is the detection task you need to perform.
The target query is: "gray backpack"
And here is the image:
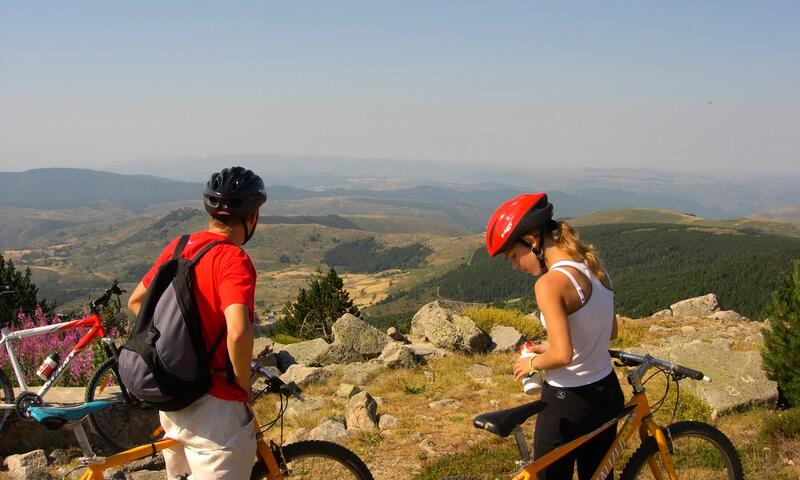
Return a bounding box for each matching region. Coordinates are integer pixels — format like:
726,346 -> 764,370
118,235 -> 229,411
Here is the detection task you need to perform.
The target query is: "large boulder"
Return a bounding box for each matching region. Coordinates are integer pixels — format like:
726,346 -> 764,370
314,343 -> 365,366
637,343 -> 777,418
332,314 -> 391,359
489,325 -> 524,353
345,392 -> 379,432
670,294 -> 720,318
276,338 -> 331,370
410,301 -> 489,354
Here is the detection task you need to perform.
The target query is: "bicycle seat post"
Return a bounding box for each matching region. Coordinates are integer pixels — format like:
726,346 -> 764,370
66,421 -> 105,465
511,426 -> 532,466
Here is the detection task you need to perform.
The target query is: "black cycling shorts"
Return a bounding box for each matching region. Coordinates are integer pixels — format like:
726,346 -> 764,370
533,371 -> 625,480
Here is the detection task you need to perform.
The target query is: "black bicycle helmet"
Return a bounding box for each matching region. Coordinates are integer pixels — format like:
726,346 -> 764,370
203,167 -> 267,244
203,167 -> 267,218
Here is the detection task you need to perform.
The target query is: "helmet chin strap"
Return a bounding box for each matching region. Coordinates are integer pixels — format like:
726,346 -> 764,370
517,226 -> 548,273
240,216 -> 257,245
530,226 -> 548,273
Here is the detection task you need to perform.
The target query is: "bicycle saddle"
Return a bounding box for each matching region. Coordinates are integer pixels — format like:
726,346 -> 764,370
473,400 -> 547,437
28,400 -> 113,430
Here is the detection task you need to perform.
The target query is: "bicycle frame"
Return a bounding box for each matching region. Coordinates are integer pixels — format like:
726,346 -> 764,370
0,313 -> 107,408
513,390 -> 676,480
75,418 -> 287,480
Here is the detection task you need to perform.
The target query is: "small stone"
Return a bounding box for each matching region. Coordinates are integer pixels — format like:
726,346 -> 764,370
309,419 -> 350,442
652,309 -> 673,317
423,371 -> 435,380
649,325 -> 671,334
345,392 -> 379,432
387,327 -> 409,343
5,450 -> 48,478
47,449 -> 70,466
379,414 -> 399,430
476,389 -> 489,396
373,396 -> 386,408
285,427 -> 308,444
489,399 -> 500,408
419,438 -> 436,455
428,399 -> 460,409
680,326 -> 697,333
465,364 -> 493,379
712,338 -> 734,350
335,383 -> 362,399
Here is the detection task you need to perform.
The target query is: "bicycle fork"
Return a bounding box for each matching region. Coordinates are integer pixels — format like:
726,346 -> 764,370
639,419 -> 677,480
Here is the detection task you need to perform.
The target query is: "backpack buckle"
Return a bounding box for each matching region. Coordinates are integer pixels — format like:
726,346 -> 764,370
145,327 -> 161,347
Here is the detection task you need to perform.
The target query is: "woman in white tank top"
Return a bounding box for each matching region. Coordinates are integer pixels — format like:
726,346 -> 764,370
486,193 -> 624,480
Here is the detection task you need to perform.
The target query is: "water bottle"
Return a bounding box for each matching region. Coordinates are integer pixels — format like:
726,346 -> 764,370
518,342 -> 543,395
36,352 -> 60,380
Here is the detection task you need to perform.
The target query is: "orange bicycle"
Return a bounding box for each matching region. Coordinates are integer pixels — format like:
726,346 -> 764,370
441,349 -> 744,480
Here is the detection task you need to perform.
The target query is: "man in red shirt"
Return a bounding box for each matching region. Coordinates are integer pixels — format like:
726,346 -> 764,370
128,167 -> 266,479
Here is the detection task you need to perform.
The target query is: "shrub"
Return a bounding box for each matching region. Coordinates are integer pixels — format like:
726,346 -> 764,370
758,408 -> 800,441
463,306 -> 545,342
761,260 -> 800,407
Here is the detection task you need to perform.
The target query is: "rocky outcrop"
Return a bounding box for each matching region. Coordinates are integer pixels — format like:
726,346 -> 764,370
4,450 -> 48,479
708,310 -> 749,322
410,300 -> 489,354
641,343 -> 777,418
670,293 -> 719,317
332,314 -> 391,358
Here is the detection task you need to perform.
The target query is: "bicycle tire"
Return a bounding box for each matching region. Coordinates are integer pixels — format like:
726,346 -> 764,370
0,368 -> 14,436
85,357 -> 161,452
620,420 -> 744,480
250,440 -> 374,480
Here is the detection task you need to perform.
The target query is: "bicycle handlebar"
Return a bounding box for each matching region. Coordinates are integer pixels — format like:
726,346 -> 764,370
250,362 -> 303,401
609,349 -> 710,382
90,281 -> 126,313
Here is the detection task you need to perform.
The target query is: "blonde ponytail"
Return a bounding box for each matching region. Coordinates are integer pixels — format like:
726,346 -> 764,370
552,222 -> 607,282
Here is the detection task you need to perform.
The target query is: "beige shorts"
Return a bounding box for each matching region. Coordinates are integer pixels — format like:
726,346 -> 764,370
160,394 -> 257,480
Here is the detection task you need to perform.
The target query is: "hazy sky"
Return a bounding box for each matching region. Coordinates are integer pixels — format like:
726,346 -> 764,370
1,1 -> 798,175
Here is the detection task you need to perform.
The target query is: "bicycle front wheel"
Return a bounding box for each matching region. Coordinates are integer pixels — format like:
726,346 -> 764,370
620,421 -> 744,480
251,440 -> 374,480
0,369 -> 14,436
85,357 -> 162,452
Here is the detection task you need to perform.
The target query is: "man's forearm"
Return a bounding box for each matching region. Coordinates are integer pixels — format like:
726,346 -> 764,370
227,328 -> 254,392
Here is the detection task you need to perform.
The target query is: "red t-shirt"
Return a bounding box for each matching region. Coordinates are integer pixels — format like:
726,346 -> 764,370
141,231 -> 256,403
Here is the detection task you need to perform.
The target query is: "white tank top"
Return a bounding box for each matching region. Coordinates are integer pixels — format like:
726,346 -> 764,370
538,260 -> 614,388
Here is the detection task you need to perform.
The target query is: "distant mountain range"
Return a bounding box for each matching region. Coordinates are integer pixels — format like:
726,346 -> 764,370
2,167 -> 798,226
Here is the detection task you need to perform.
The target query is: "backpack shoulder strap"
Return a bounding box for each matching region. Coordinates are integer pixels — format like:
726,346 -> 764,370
189,240 -> 227,264
172,235 -> 191,259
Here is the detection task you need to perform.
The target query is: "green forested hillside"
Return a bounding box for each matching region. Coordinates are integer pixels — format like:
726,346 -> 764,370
386,224 -> 800,319
323,237 -> 432,273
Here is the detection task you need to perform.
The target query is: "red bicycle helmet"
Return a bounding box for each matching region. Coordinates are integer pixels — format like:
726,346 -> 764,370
485,193 -> 553,257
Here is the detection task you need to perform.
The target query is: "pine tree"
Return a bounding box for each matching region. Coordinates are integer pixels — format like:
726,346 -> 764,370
761,260 -> 800,407
278,267 -> 359,341
0,255 -> 53,327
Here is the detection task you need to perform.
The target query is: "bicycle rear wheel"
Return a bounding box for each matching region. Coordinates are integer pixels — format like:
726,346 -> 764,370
85,357 -> 162,452
620,421 -> 744,480
251,440 -> 374,480
0,369 -> 14,436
